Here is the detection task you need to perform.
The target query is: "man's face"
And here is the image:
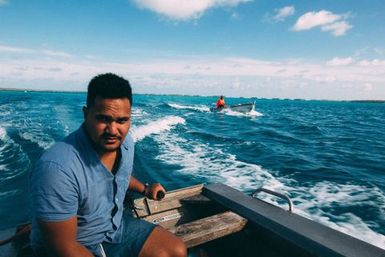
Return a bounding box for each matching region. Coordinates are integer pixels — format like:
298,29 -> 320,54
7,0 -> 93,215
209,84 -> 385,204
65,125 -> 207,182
83,96 -> 131,153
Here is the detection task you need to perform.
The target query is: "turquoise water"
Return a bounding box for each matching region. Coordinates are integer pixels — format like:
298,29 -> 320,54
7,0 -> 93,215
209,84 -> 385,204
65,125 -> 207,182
0,91 -> 384,249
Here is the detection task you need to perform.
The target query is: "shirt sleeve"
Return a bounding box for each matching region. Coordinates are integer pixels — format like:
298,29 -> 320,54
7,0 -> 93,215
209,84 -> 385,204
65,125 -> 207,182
30,161 -> 78,221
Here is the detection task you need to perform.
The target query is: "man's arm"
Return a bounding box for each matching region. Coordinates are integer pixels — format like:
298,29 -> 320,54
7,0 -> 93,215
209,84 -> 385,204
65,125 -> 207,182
129,176 -> 166,200
38,216 -> 94,257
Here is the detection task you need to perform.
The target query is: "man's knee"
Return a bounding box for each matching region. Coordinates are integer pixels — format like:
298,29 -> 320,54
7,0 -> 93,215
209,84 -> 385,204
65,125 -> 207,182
158,237 -> 186,257
171,237 -> 187,257
139,227 -> 187,257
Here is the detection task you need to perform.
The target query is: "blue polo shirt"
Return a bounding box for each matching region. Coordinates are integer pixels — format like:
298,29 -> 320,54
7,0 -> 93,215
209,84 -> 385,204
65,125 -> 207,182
30,124 -> 134,250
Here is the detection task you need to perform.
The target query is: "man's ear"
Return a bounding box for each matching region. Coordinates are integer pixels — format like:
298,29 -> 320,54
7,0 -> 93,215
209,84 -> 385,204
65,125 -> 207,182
82,106 -> 88,120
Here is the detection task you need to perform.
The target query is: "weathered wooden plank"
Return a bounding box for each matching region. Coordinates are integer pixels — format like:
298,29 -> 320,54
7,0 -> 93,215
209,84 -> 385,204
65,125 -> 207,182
203,183 -> 385,257
180,195 -> 211,204
132,184 -> 204,217
142,209 -> 184,229
170,211 -> 247,248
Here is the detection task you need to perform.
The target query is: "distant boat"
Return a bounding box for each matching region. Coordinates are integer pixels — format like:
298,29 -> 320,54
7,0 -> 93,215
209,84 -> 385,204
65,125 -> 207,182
228,102 -> 254,113
211,102 -> 255,113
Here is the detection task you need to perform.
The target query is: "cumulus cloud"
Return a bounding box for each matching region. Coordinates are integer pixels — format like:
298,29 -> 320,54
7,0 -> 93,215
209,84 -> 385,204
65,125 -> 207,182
321,21 -> 352,36
131,0 -> 251,20
293,10 -> 352,36
293,10 -> 339,30
272,6 -> 295,22
326,57 -> 354,66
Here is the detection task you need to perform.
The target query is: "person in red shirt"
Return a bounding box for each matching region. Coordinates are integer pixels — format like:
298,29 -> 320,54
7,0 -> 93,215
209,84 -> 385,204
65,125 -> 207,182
216,95 -> 226,109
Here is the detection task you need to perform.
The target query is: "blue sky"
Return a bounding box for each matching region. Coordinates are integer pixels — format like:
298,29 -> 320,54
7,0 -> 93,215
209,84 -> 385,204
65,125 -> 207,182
1,0 -> 385,100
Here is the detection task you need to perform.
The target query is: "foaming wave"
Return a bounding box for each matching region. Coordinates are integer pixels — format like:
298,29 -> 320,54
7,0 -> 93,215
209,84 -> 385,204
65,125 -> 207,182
0,127 -> 31,184
132,108 -> 148,117
0,111 -> 11,117
0,189 -> 21,199
290,182 -> 385,249
0,127 -> 6,141
131,116 -> 185,142
249,178 -> 385,249
222,107 -> 263,117
331,214 -> 385,249
0,104 -> 12,118
154,132 -> 283,191
167,103 -> 210,112
5,112 -> 57,150
249,109 -> 264,117
0,164 -> 7,171
52,104 -> 80,136
251,180 -> 385,249
153,131 -> 385,249
19,131 -> 55,150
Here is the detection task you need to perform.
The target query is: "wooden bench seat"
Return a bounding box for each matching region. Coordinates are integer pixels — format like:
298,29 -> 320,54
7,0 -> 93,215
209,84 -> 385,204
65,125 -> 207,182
169,211 -> 247,248
129,185 -> 248,248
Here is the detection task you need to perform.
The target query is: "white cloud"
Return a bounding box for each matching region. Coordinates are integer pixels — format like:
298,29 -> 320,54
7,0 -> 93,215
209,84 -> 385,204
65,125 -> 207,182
273,6 -> 295,22
321,21 -> 352,36
358,59 -> 385,66
0,44 -> 33,53
354,47 -> 385,60
0,44 -> 72,58
131,0 -> 251,20
0,0 -> 7,6
293,10 -> 352,36
41,50 -> 72,58
293,10 -> 339,30
1,45 -> 385,99
326,57 -> 354,66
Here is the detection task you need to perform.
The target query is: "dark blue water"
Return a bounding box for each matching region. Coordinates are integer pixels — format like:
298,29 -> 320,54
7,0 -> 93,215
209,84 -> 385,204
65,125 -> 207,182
0,91 -> 384,249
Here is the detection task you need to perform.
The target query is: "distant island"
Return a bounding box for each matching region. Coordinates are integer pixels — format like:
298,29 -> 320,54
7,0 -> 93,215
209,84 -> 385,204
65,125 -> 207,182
349,100 -> 385,103
1,88 -> 385,103
0,87 -> 84,94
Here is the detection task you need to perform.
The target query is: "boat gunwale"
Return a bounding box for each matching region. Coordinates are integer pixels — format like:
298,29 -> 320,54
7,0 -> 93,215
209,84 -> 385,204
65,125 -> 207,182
203,183 -> 385,257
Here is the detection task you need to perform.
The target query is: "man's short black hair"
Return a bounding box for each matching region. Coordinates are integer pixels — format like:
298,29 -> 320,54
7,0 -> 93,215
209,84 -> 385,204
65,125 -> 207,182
87,73 -> 132,107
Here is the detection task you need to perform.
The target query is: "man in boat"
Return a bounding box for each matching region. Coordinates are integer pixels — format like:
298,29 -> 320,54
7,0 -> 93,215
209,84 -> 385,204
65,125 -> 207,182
216,95 -> 226,109
30,73 -> 187,257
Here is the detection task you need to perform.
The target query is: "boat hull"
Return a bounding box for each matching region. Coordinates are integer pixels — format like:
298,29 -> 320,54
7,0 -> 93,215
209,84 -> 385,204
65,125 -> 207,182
2,183 -> 384,257
229,103 -> 254,113
211,102 -> 254,113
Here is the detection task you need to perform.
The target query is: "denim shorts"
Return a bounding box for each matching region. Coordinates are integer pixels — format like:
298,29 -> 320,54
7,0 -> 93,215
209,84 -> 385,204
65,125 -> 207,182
32,215 -> 156,257
97,215 -> 156,257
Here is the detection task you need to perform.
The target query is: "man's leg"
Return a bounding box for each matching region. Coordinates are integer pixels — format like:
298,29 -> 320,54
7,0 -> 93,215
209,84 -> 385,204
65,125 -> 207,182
138,226 -> 187,257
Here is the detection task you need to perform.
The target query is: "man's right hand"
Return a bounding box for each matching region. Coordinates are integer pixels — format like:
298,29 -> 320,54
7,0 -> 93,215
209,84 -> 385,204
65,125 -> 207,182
144,183 -> 166,200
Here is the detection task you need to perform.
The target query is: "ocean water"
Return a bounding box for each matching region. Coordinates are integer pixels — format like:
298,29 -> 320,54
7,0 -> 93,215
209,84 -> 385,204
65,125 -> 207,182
0,90 -> 384,250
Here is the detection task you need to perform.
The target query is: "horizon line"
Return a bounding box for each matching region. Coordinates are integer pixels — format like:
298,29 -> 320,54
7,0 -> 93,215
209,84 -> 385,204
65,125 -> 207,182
1,88 -> 385,103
